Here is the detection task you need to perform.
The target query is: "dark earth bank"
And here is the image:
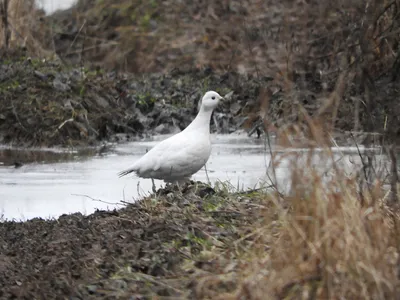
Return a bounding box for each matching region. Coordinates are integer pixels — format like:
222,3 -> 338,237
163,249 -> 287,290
0,50 -> 264,147
0,182 -> 265,299
1,50 -> 399,148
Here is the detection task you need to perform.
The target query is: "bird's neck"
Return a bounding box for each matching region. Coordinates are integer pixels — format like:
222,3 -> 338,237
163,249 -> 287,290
185,105 -> 213,133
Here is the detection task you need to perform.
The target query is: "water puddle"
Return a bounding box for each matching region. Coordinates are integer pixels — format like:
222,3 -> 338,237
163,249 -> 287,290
0,134 -> 388,220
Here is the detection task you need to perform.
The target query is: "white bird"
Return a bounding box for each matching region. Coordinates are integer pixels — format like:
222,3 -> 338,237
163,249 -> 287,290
118,91 -> 224,184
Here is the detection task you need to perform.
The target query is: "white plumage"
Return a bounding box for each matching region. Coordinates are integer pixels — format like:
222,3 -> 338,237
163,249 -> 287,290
118,91 -> 224,183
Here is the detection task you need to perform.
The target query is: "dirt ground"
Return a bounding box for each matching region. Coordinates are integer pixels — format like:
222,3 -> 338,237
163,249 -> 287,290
0,182 -> 264,299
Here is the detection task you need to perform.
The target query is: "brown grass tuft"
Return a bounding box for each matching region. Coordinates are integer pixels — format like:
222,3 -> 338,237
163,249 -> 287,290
193,129 -> 400,299
0,0 -> 52,56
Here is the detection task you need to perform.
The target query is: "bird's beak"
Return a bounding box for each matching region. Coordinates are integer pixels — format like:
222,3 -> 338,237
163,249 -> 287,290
220,97 -> 224,102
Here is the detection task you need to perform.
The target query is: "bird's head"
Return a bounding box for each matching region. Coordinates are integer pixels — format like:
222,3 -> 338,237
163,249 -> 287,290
201,91 -> 224,111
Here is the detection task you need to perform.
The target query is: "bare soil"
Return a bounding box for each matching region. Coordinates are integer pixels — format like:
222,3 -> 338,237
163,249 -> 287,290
0,49 -> 265,147
0,182 -> 264,299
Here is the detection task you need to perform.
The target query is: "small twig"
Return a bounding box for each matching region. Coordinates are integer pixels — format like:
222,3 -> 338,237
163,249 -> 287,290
350,132 -> 377,206
212,114 -> 221,133
231,186 -> 273,196
79,23 -> 88,80
373,1 -> 396,28
388,145 -> 399,205
120,200 -> 134,205
128,272 -> 185,294
113,122 -> 138,134
208,210 -> 242,217
57,118 -> 74,130
11,99 -> 28,132
204,163 -> 211,185
66,19 -> 87,56
265,128 -> 282,197
351,132 -> 370,185
0,0 -> 10,48
151,178 -> 156,194
278,275 -> 322,299
247,119 -> 263,137
306,42 -> 360,60
71,193 -> 126,206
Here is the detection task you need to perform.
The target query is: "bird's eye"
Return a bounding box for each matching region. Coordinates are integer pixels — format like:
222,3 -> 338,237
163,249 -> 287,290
211,96 -> 215,100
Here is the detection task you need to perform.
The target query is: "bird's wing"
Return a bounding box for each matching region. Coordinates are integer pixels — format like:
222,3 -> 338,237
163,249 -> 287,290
153,136 -> 211,178
130,133 -> 187,175
118,133 -> 210,179
117,136 -> 176,177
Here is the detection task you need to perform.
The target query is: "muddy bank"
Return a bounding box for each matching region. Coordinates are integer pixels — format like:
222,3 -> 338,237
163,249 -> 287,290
0,50 -> 266,147
1,49 -> 399,148
0,182 -> 265,299
1,0 -> 400,147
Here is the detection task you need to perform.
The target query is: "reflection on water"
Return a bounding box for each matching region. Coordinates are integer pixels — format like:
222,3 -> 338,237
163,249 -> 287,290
0,134 -> 388,220
0,147 -> 101,166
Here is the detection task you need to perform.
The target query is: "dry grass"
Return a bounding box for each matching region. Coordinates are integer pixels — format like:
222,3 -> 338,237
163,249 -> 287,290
1,0 -> 399,80
250,165 -> 395,299
0,0 -> 52,56
190,55 -> 400,296
190,127 -> 400,299
245,0 -> 400,142
4,0 -> 395,76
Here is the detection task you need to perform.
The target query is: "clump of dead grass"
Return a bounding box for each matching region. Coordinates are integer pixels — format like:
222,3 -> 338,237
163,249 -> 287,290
252,162 -> 396,299
193,131 -> 400,299
0,0 -> 52,57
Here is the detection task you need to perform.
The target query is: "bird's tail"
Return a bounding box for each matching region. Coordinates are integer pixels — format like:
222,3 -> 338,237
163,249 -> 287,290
117,167 -> 136,178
